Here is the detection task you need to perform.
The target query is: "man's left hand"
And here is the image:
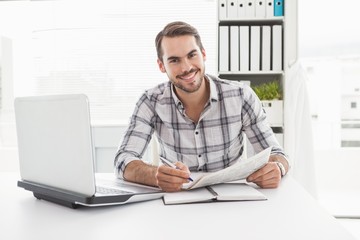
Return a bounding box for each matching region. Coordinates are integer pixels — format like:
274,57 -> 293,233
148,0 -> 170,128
246,154 -> 288,188
246,162 -> 282,188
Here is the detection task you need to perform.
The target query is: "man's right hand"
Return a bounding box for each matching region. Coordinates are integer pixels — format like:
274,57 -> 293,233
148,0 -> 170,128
155,162 -> 191,192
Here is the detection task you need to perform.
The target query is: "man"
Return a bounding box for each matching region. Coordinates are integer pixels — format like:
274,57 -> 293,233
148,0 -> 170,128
115,21 -> 289,192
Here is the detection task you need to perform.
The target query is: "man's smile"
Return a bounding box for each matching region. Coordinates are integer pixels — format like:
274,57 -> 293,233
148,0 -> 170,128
177,69 -> 198,82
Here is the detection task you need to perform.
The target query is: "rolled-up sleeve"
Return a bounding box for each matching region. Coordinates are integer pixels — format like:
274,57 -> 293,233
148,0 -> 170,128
241,85 -> 290,167
114,93 -> 156,179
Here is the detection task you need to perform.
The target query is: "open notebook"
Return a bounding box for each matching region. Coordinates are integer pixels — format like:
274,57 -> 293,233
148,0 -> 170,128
163,183 -> 266,205
163,147 -> 271,205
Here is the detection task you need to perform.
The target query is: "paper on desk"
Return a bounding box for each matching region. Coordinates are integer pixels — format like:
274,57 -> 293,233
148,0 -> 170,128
182,147 -> 272,190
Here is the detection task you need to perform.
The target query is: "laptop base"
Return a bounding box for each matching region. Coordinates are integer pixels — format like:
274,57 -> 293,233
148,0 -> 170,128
33,192 -> 79,209
18,180 -> 87,209
18,180 -> 164,209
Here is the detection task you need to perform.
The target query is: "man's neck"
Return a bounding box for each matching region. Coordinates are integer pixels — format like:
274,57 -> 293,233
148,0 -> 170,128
175,77 -> 210,123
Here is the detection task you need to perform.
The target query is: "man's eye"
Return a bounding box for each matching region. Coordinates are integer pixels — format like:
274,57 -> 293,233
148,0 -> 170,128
169,59 -> 178,63
189,53 -> 197,58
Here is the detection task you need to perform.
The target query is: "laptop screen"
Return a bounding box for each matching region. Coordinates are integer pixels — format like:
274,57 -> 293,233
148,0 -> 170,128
15,94 -> 97,196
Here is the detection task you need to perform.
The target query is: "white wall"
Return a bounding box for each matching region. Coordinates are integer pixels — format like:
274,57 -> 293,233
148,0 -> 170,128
342,95 -> 360,120
0,0 -> 215,172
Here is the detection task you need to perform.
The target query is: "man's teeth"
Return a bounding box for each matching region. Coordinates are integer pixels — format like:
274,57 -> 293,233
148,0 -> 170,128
181,71 -> 196,80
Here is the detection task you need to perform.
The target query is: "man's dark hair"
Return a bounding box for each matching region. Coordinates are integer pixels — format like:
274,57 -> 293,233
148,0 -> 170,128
155,21 -> 204,61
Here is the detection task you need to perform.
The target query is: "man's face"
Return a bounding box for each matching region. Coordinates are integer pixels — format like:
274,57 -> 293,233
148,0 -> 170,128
157,35 -> 206,94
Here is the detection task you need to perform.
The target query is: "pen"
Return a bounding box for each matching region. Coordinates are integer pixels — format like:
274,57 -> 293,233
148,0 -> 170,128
160,157 -> 193,182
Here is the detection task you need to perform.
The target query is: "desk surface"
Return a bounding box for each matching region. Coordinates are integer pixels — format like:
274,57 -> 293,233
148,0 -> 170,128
0,173 -> 356,240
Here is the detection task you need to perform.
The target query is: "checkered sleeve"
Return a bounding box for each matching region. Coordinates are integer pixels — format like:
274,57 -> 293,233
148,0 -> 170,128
241,84 -> 288,163
114,93 -> 156,179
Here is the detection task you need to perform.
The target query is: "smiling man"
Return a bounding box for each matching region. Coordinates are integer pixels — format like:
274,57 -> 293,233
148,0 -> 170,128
114,21 -> 289,192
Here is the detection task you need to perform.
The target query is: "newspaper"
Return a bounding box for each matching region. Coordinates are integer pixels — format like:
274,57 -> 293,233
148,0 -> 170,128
182,147 -> 271,190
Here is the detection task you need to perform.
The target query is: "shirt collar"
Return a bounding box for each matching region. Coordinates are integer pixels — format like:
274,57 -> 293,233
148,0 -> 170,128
170,83 -> 184,113
206,74 -> 219,102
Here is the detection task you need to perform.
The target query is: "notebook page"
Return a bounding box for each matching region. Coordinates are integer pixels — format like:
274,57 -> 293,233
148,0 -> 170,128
211,183 -> 266,201
163,187 -> 215,205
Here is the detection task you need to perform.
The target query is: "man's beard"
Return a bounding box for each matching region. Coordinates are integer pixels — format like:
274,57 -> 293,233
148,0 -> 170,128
171,68 -> 204,94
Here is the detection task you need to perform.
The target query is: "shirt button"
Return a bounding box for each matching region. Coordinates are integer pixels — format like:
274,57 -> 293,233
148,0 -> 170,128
198,155 -> 202,158
195,131 -> 199,135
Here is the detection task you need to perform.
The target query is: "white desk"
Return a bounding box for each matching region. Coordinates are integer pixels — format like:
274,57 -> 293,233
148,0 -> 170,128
0,173 -> 356,240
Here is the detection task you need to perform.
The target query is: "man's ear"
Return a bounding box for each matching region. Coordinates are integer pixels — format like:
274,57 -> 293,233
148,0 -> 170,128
157,59 -> 166,73
201,49 -> 207,61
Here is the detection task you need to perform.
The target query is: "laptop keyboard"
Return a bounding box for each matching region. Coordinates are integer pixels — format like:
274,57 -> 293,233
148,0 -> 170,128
96,186 -> 132,195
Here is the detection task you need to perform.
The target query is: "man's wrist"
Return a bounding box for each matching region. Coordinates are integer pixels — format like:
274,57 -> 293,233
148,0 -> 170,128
274,161 -> 286,177
269,154 -> 289,177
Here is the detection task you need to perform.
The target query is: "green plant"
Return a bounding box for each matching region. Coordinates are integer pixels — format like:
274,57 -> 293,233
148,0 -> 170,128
252,81 -> 282,100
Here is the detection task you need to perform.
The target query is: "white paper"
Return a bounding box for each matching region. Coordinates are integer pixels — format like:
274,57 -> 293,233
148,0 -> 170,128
219,26 -> 229,72
272,25 -> 282,71
250,26 -> 260,71
163,188 -> 215,204
182,147 -> 271,190
239,26 -> 250,71
230,26 -> 239,71
261,25 -> 271,71
211,183 -> 266,201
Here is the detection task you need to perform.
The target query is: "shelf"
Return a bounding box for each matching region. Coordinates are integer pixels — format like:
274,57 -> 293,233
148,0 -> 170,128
218,73 -> 283,86
216,0 -> 298,150
219,17 -> 284,25
219,71 -> 283,75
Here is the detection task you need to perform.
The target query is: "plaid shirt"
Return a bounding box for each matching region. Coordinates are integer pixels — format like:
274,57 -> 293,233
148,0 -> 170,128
115,74 -> 286,178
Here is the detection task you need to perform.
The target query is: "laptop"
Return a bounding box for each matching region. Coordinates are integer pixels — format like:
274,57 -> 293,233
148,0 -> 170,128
14,94 -> 163,208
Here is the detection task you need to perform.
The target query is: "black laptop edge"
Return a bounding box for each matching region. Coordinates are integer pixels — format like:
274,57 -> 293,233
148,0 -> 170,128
18,180 -> 162,209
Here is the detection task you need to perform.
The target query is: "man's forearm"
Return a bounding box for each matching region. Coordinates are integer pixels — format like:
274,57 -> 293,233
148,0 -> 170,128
123,160 -> 158,187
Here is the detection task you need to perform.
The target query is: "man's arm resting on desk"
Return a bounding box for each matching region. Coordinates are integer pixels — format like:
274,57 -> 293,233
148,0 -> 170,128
247,154 -> 289,188
123,160 -> 158,187
123,160 -> 191,192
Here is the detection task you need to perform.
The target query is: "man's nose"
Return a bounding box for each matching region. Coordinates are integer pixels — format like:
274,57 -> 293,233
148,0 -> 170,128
180,58 -> 192,72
